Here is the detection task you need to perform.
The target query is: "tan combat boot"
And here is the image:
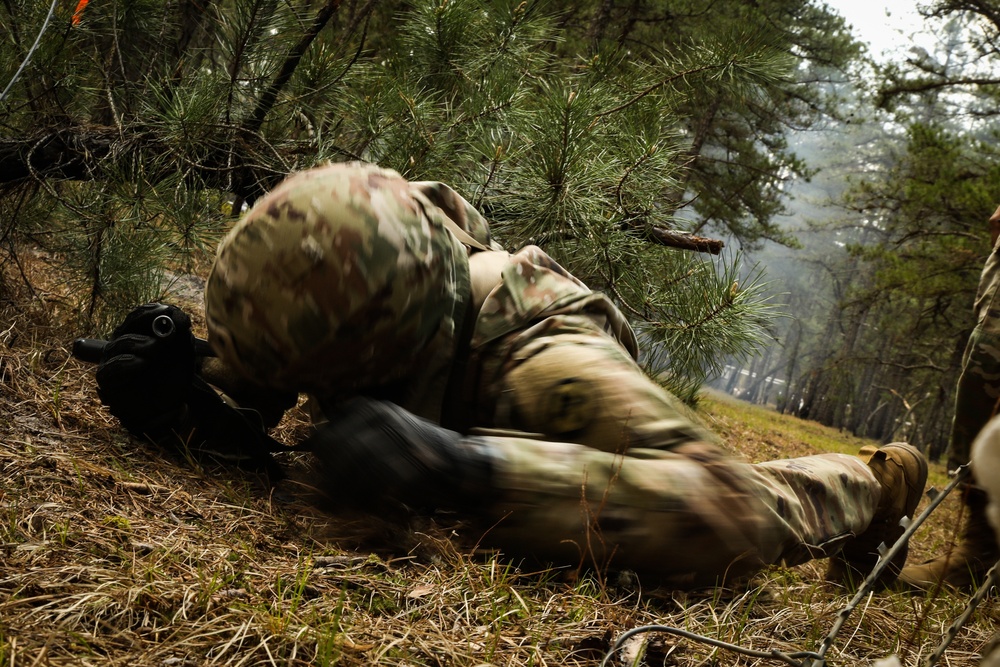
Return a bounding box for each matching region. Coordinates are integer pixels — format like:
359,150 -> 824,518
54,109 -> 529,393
827,442 -> 928,589
897,485 -> 1000,590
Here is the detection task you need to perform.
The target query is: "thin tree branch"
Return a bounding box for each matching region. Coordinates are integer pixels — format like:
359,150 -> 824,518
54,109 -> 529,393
881,76 -> 1000,99
592,62 -> 728,119
645,226 -> 724,254
242,0 -> 343,134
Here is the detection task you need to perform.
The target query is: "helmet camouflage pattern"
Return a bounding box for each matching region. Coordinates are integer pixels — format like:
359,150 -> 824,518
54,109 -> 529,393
205,162 -> 468,395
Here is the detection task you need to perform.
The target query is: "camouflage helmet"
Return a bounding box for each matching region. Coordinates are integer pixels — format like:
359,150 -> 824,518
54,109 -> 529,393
205,162 -> 469,395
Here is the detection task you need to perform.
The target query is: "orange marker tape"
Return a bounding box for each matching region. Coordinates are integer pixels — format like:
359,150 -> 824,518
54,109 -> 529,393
72,0 -> 90,26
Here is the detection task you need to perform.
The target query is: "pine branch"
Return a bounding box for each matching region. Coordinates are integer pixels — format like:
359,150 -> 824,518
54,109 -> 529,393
241,0 -> 344,134
643,225 -> 724,254
288,0 -> 375,106
0,127 -> 288,192
880,76 -> 1000,101
592,62 -> 725,120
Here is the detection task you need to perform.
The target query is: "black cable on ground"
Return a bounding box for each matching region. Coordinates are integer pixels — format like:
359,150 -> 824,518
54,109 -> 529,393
599,624 -> 823,667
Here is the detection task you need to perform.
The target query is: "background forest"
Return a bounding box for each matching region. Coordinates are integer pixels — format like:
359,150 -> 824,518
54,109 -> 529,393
1,0 -> 999,458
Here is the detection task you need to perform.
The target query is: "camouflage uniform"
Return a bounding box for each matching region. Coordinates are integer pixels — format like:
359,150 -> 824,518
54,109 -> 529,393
206,162 -> 885,587
897,206 -> 1000,592
949,210 -> 1000,471
968,207 -> 1000,667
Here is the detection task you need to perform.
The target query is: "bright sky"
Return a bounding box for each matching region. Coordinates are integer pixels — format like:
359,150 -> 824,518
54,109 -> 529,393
821,0 -> 937,61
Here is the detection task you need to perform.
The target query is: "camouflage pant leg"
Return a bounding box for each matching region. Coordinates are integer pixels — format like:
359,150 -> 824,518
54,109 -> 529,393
475,436 -> 878,587
950,244 -> 1000,471
477,331 -> 879,586
490,330 -> 718,453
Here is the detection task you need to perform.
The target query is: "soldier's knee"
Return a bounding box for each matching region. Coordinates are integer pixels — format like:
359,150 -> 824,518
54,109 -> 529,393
502,342 -> 646,446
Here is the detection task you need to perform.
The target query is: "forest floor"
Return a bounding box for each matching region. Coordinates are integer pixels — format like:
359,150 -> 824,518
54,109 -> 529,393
1,248 -> 997,667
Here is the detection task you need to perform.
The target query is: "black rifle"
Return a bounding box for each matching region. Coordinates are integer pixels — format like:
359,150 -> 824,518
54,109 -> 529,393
72,311 -> 295,478
72,313 -> 215,363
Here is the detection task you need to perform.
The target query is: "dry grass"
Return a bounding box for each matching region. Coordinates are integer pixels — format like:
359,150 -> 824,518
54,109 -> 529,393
1,249 -> 996,667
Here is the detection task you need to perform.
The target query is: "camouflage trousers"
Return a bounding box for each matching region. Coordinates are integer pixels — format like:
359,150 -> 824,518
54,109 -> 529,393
950,241 -> 1000,472
465,327 -> 881,587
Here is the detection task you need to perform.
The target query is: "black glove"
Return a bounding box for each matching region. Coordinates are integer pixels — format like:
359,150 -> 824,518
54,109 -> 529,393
94,303 -> 291,480
307,397 -> 495,511
96,304 -> 195,436
183,376 -> 289,480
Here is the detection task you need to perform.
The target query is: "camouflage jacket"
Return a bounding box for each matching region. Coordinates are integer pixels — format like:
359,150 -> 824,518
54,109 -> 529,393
395,182 -> 640,434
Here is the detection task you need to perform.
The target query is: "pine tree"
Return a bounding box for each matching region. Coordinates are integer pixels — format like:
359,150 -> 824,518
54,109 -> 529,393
0,0 -> 843,398
756,2 -> 1000,454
